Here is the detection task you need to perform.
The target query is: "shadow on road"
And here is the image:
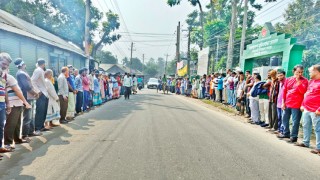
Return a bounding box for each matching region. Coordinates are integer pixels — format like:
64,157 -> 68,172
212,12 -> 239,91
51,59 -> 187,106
0,92 -> 159,178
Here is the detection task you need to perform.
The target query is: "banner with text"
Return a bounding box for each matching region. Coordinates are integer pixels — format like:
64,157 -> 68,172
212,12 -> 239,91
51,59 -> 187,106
197,47 -> 209,76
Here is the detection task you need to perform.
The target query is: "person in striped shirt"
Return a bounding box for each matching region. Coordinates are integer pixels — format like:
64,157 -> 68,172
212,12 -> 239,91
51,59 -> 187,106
0,53 -> 31,152
0,53 -> 11,155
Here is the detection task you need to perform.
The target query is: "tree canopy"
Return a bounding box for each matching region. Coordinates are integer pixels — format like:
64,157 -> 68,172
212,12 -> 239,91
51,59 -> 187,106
0,0 -> 120,54
96,51 -> 118,64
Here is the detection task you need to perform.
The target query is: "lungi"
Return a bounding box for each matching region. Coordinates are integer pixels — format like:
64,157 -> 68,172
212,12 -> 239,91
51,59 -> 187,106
93,92 -> 102,106
66,92 -> 75,118
113,87 -> 119,99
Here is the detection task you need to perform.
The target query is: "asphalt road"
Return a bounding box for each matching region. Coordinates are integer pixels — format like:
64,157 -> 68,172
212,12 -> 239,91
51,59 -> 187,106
1,89 -> 320,180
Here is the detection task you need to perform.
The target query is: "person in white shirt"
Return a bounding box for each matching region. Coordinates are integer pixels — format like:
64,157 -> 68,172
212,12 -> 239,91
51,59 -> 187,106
123,73 -> 132,100
129,74 -> 133,95
57,67 -> 69,124
31,59 -> 49,134
132,74 -> 138,94
224,69 -> 232,104
213,74 -> 219,102
248,74 -> 261,124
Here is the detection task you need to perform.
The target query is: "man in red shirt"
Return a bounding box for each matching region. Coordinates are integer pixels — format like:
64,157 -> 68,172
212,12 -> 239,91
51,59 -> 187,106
296,65 -> 320,154
277,65 -> 308,143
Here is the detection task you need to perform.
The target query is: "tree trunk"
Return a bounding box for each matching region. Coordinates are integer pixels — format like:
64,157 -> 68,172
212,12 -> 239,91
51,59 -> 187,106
197,0 -> 204,50
91,30 -> 109,58
226,0 -> 238,70
240,0 -> 248,57
210,0 -> 215,20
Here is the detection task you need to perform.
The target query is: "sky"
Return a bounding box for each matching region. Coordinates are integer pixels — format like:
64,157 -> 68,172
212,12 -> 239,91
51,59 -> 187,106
91,0 -> 292,64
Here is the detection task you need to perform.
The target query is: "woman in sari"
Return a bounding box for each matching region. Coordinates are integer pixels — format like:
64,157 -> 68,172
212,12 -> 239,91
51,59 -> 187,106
93,70 -> 102,106
191,79 -> 197,98
112,76 -> 119,99
117,75 -> 122,96
108,76 -> 113,99
44,69 -> 60,128
209,76 -> 214,99
176,79 -> 181,94
103,74 -> 108,102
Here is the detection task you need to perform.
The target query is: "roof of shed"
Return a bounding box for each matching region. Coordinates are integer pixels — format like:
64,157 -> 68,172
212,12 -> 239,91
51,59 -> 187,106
99,64 -> 143,75
0,9 -> 85,57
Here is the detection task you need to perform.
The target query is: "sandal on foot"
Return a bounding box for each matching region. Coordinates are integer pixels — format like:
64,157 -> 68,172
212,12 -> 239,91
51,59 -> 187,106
311,149 -> 320,154
295,143 -> 309,148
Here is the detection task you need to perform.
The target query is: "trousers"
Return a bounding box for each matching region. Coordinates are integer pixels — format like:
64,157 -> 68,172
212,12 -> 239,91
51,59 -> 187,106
59,95 -> 68,121
4,106 -> 23,145
35,94 -> 49,131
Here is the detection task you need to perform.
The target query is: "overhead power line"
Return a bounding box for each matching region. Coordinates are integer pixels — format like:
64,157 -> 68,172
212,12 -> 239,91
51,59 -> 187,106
255,0 -> 290,18
112,0 -> 133,43
204,1 -> 292,42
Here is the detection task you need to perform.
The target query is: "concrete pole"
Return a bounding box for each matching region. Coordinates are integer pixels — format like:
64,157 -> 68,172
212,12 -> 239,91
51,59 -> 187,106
165,54 -> 169,75
175,21 -> 180,77
215,36 -> 220,64
187,29 -> 191,77
130,42 -> 133,73
85,0 -> 90,69
142,54 -> 144,74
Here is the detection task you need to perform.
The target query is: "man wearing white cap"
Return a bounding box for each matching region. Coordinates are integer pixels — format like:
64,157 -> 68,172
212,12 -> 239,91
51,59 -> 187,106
15,58 -> 40,138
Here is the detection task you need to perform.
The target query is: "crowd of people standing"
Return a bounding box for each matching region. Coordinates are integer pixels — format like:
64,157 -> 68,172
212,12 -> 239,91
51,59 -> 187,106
158,64 -> 320,156
0,52 -> 139,160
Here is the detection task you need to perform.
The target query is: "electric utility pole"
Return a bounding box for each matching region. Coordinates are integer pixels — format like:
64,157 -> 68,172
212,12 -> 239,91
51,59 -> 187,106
214,36 -> 220,71
130,42 -> 135,73
85,0 -> 90,69
165,54 -> 170,75
175,21 -> 180,77
187,29 -> 191,77
142,54 -> 145,74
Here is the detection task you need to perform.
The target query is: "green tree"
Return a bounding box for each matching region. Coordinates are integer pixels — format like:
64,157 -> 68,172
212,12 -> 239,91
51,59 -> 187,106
166,60 -> 177,75
96,51 -> 118,64
122,57 -> 144,72
144,58 -> 159,77
190,48 -> 198,61
186,10 -> 203,51
167,0 -> 205,49
274,0 -> 319,75
0,0 -> 121,53
157,57 -> 165,76
200,0 -> 264,72
91,11 -> 121,57
48,0 -> 103,47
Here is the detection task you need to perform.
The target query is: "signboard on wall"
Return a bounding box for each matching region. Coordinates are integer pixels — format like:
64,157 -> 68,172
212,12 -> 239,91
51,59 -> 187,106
197,47 -> 209,76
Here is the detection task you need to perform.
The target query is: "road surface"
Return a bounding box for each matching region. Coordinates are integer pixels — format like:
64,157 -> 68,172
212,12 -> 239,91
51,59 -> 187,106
1,89 -> 320,180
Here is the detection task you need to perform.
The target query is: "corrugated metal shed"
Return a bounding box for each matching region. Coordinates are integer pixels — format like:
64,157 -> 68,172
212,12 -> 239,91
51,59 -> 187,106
100,64 -> 143,75
0,9 -> 85,57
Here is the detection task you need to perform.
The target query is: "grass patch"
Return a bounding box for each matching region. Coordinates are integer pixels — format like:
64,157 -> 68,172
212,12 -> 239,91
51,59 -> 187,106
201,99 -> 235,114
